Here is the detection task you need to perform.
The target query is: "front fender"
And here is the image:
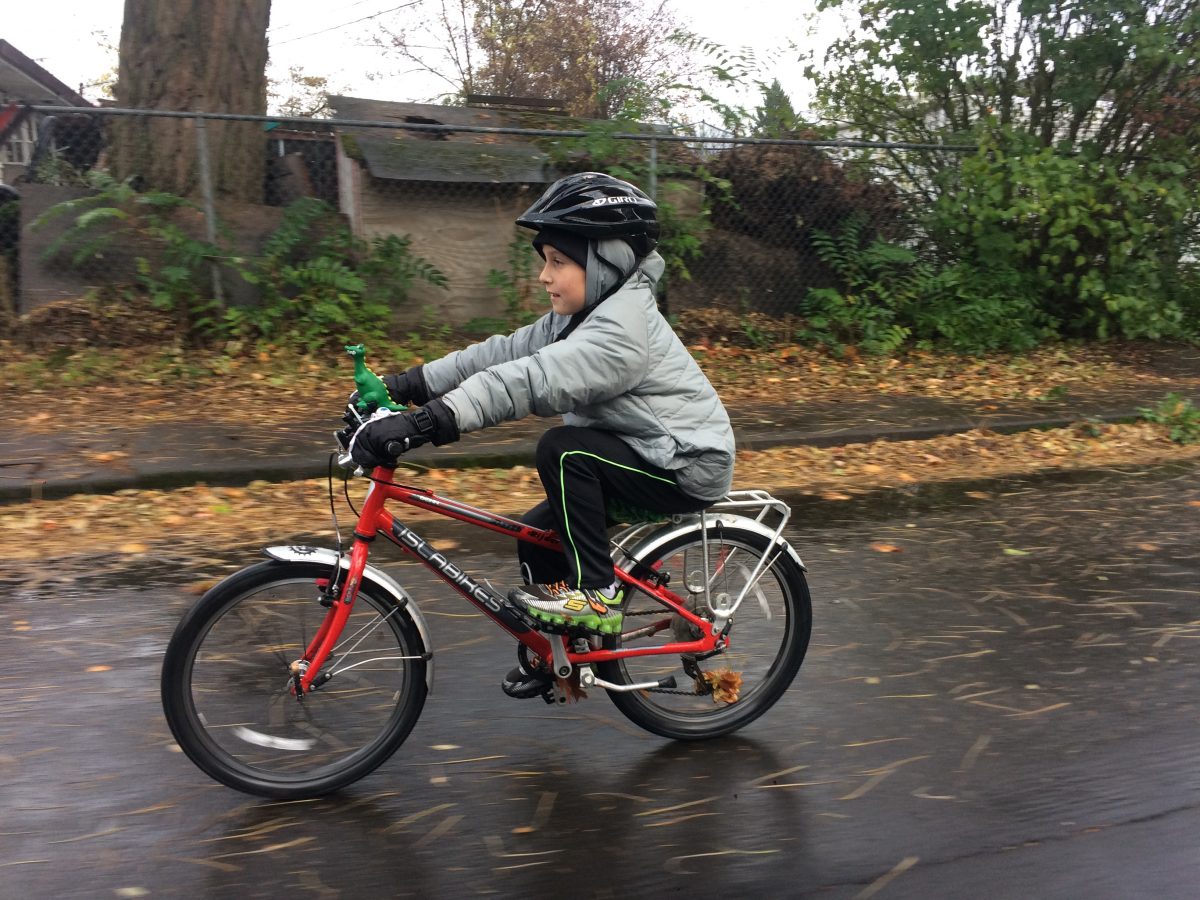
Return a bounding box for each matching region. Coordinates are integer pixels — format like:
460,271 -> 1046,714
263,545 -> 435,694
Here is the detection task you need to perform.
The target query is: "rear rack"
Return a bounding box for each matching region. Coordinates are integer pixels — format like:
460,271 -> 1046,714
608,490 -> 794,629
709,489 -> 792,535
610,489 -> 792,552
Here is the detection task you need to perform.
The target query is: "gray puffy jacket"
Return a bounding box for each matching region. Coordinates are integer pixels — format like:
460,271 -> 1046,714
424,252 -> 735,502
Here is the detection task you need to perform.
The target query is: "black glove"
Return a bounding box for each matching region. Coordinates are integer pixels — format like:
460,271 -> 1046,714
382,366 -> 431,407
349,365 -> 431,412
349,398 -> 459,468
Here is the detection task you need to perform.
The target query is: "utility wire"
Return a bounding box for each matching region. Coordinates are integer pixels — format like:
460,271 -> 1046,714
272,1 -> 422,45
269,0 -> 380,33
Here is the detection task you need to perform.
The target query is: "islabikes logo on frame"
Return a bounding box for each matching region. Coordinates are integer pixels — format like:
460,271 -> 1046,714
392,521 -> 504,614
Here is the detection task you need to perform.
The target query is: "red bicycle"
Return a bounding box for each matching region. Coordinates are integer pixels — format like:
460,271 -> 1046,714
161,353 -> 812,799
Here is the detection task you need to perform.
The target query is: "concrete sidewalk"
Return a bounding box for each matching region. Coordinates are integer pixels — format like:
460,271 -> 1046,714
4,374 -> 1198,502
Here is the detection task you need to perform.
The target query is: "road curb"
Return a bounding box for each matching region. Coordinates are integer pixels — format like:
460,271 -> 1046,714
776,456 -> 1200,524
0,410 -> 1159,504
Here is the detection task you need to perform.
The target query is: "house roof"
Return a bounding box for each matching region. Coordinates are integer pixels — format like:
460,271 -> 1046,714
329,95 -> 551,138
330,94 -> 551,184
0,40 -> 92,107
354,135 -> 548,184
328,95 -> 689,185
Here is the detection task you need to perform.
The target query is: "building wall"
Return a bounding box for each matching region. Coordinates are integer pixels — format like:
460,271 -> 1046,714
357,178 -> 543,326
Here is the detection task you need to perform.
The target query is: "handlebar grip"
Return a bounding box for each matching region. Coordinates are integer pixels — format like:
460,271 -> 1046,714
384,439 -> 407,459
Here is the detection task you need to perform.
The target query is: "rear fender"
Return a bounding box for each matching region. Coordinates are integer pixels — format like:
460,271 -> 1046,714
618,513 -> 805,571
263,545 -> 435,693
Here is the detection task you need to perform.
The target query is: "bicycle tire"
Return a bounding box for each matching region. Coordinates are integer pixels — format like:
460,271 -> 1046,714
161,560 -> 428,799
598,524 -> 811,740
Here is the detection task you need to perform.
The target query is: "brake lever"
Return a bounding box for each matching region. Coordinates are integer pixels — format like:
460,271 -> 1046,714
335,403 -> 367,472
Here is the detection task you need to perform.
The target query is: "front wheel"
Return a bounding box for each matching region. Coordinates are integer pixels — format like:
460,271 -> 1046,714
598,525 -> 811,740
161,560 -> 428,799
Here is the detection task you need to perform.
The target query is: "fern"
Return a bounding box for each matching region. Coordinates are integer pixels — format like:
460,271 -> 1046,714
259,196 -> 332,261
33,179 -> 447,350
801,214 -> 920,354
230,199 -> 447,350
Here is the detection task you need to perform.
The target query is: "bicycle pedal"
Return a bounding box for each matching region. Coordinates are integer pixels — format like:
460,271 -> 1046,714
501,665 -> 553,700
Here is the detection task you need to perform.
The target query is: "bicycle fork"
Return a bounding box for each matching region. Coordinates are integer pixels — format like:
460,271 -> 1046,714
292,536 -> 379,697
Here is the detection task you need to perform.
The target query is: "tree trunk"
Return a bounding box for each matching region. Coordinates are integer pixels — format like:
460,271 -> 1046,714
112,0 -> 271,201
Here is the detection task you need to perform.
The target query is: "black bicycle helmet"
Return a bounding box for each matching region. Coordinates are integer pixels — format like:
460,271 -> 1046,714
517,171 -> 659,257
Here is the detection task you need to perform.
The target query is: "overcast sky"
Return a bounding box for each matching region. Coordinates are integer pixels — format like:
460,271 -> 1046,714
3,0 -> 838,120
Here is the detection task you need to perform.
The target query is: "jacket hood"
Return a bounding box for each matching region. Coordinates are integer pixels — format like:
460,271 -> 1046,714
585,240 -> 664,305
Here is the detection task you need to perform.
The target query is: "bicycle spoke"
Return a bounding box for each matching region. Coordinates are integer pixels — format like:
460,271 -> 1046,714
600,525 -> 811,739
163,563 -> 427,797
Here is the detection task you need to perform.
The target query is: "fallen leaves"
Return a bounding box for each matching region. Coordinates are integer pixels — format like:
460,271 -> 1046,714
699,667 -> 743,704
183,580 -> 218,595
734,420 -> 1200,498
5,339 -> 1195,437
1,482 -> 336,564
870,542 -> 903,553
2,419 -> 1199,569
86,451 -> 128,465
820,490 -> 853,501
682,339 -> 1176,410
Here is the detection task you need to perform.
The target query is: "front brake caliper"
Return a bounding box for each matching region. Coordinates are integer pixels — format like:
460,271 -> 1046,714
289,659 -> 308,702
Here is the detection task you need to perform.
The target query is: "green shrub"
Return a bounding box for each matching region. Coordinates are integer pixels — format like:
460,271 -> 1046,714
32,171 -> 224,340
1139,393 -> 1200,444
909,263 -> 1053,354
234,198 -> 447,351
800,213 -> 1056,355
928,128 -> 1196,341
33,186 -> 447,351
797,215 -> 916,355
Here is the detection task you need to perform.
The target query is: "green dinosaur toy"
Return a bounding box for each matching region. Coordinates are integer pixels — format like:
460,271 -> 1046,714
345,344 -> 405,412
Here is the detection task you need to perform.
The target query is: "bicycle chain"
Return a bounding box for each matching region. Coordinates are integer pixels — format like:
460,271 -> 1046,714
618,609 -> 715,694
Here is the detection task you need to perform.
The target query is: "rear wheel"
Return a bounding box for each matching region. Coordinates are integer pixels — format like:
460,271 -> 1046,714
598,525 -> 811,740
161,560 -> 428,799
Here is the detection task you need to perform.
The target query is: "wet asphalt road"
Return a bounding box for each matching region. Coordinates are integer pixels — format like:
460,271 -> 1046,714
2,463 -> 1199,899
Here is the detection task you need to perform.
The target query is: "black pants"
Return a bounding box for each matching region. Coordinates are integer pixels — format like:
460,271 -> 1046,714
517,425 -> 708,589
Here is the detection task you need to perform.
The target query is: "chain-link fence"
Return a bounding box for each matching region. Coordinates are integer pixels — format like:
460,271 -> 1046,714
0,104 -> 982,340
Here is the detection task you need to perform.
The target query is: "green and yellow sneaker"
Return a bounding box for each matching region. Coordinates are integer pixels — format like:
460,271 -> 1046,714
508,581 -> 625,633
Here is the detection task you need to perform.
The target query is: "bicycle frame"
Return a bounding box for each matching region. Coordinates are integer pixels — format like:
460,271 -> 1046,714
294,464 -> 725,694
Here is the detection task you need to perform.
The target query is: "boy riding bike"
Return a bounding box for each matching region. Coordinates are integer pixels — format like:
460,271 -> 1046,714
349,172 -> 735,692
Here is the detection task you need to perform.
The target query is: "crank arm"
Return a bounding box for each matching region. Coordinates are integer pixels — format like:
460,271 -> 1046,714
579,668 -> 677,693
